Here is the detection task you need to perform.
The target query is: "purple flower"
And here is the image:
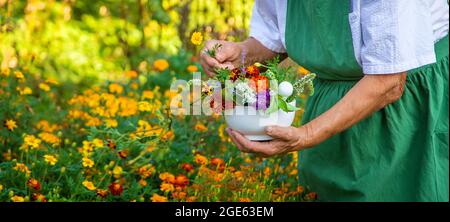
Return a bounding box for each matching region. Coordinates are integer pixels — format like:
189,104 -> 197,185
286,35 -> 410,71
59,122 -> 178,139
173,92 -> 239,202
255,90 -> 270,111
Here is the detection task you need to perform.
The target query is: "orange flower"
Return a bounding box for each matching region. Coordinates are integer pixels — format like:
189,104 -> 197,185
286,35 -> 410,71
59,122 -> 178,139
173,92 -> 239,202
139,179 -> 148,187
108,182 -> 123,196
161,130 -> 174,141
238,198 -> 251,202
153,59 -> 169,72
181,163 -> 194,173
96,189 -> 109,198
151,193 -> 168,202
159,172 -> 175,184
108,83 -> 123,94
298,66 -> 310,75
174,175 -> 189,188
187,65 -> 198,73
194,123 -> 207,132
172,191 -> 187,200
305,192 -> 318,201
186,196 -> 197,202
32,193 -> 47,202
194,154 -> 208,165
27,178 -> 41,191
138,165 -> 154,179
125,70 -> 138,79
160,182 -> 175,192
117,150 -> 128,159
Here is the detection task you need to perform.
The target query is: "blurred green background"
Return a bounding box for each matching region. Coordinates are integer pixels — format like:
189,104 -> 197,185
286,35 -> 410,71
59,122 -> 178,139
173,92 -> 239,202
0,0 -> 254,84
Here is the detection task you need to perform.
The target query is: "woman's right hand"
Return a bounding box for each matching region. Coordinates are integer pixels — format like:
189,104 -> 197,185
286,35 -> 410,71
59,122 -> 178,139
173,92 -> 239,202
200,40 -> 243,77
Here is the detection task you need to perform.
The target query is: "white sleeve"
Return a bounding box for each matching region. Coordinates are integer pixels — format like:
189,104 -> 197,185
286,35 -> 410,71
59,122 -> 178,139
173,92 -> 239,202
249,0 -> 286,53
360,0 -> 437,74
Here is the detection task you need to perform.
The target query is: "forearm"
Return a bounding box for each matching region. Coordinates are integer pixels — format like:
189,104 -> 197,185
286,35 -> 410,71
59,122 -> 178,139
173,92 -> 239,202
238,38 -> 286,66
298,73 -> 407,148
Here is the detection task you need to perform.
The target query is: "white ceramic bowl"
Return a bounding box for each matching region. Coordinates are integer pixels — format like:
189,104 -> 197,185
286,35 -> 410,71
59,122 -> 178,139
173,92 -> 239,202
224,101 -> 296,141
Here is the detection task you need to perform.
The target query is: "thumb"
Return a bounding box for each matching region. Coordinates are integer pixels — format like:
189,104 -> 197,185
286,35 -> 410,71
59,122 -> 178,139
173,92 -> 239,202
265,126 -> 296,141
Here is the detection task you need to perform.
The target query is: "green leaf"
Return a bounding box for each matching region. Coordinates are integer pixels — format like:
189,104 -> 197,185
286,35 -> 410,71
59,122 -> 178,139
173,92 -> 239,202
278,95 -> 300,112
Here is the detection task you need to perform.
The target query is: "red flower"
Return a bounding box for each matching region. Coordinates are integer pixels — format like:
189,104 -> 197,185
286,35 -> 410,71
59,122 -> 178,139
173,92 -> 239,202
210,158 -> 225,171
108,182 -> 123,196
245,65 -> 260,78
174,175 -> 189,188
230,68 -> 243,82
27,178 -> 41,191
181,163 -> 194,173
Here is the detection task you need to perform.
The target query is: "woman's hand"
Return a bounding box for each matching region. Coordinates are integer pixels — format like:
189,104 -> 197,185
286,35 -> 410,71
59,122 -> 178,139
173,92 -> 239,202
226,126 -> 310,157
200,38 -> 281,77
200,40 -> 243,77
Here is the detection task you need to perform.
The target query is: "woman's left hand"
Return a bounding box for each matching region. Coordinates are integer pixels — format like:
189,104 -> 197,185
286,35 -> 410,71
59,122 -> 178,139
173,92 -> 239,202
226,126 -> 309,157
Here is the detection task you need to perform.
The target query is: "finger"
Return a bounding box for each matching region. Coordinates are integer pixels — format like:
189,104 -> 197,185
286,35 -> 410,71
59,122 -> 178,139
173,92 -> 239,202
265,126 -> 296,141
231,130 -> 277,154
200,59 -> 215,77
215,43 -> 238,63
219,61 -> 235,70
226,128 -> 250,153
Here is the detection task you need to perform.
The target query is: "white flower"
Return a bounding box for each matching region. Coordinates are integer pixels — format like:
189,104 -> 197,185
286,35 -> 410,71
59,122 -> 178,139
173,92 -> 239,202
235,81 -> 256,104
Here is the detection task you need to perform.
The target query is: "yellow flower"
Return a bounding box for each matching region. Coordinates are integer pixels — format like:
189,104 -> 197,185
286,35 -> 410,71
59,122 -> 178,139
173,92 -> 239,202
82,180 -> 96,191
187,65 -> 198,73
141,90 -> 154,100
45,78 -> 59,85
4,119 -> 17,131
11,195 -> 25,202
39,83 -> 50,91
0,184 -> 3,192
1,67 -> 10,77
113,166 -> 123,178
44,154 -> 58,166
17,86 -> 32,95
82,157 -> 95,168
23,135 -> 41,149
92,138 -> 104,148
191,31 -> 203,46
297,66 -> 310,75
160,182 -> 175,192
138,101 -> 152,112
194,123 -> 207,132
151,193 -> 168,202
109,83 -> 123,94
153,59 -> 169,72
38,132 -> 60,146
14,71 -> 25,80
104,119 -> 118,128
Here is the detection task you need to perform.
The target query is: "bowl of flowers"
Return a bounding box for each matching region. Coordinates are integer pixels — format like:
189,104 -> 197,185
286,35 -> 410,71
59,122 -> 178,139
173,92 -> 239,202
192,56 -> 315,141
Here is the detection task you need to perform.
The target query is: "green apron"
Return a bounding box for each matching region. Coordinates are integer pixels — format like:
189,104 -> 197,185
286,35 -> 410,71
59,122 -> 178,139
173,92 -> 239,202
285,0 -> 449,201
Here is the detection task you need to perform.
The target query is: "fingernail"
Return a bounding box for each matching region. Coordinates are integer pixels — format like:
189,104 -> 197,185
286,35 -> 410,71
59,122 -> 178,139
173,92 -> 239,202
266,126 -> 272,134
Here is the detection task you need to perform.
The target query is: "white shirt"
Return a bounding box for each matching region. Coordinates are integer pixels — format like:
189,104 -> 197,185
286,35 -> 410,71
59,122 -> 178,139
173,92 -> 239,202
249,0 -> 449,74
